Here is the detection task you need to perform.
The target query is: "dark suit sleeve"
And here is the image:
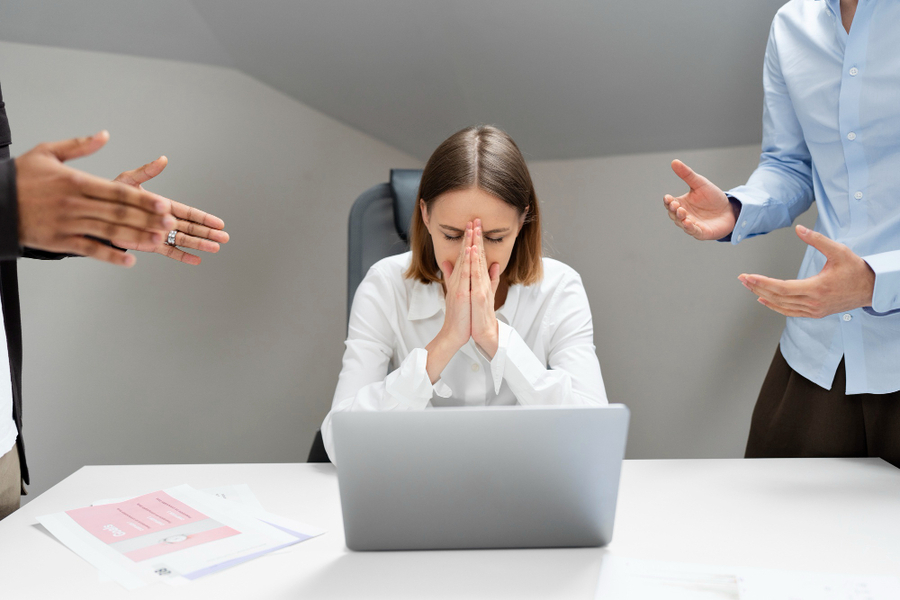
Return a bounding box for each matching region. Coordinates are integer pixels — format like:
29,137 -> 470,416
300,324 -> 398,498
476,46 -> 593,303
0,82 -> 22,261
0,159 -> 22,261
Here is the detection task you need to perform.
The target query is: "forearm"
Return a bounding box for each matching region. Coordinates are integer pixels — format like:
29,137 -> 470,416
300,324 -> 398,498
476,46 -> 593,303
323,348 -> 438,463
425,332 -> 462,384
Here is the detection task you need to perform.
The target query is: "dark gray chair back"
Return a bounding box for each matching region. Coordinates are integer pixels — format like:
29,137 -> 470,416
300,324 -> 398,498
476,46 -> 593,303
308,168 -> 423,463
346,169 -> 423,322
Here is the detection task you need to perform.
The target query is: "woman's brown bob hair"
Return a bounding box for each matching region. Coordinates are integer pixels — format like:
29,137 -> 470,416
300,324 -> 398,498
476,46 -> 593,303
405,125 -> 543,286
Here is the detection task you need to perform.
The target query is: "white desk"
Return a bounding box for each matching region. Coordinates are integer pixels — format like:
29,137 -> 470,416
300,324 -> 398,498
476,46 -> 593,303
1,459 -> 898,598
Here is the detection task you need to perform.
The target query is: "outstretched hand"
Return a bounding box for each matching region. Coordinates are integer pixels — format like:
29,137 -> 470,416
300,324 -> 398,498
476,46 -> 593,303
113,157 -> 229,265
663,159 -> 738,241
739,225 -> 875,318
15,131 -> 176,267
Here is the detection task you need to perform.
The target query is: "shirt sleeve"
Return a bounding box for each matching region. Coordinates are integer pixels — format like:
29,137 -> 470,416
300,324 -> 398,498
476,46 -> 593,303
321,267 -> 437,463
724,21 -> 815,245
488,271 -> 608,406
0,158 -> 21,260
862,250 -> 900,315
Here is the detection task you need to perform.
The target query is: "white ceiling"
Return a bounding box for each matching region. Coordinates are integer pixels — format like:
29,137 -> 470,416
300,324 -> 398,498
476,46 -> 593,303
0,0 -> 785,160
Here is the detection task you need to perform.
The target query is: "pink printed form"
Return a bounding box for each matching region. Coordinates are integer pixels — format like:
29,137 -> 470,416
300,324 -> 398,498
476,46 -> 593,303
68,491 -> 215,544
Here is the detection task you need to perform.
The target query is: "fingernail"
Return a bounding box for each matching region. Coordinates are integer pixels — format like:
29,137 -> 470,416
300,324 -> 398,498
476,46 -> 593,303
155,200 -> 167,213
124,254 -> 136,267
151,232 -> 163,243
797,225 -> 808,234
745,276 -> 756,285
163,216 -> 176,228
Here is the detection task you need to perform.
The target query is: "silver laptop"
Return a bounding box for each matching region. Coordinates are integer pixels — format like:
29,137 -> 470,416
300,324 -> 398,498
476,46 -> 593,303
331,404 -> 630,551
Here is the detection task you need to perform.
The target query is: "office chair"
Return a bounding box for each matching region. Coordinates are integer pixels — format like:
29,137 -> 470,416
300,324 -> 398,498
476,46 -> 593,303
307,169 -> 423,463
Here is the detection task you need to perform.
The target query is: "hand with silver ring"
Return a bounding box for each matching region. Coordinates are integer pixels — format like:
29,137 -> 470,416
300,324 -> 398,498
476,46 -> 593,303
111,156 -> 230,265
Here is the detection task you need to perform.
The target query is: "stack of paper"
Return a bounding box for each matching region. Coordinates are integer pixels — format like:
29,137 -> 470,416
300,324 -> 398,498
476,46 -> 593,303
37,484 -> 324,590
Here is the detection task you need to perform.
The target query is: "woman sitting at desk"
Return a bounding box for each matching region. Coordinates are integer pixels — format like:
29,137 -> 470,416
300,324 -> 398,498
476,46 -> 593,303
321,125 -> 607,462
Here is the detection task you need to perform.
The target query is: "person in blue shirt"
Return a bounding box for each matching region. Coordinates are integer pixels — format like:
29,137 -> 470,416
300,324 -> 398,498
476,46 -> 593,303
662,0 -> 900,467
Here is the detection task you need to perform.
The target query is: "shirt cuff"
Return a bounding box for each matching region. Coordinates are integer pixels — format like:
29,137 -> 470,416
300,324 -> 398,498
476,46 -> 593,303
0,158 -> 22,260
384,348 -> 435,410
485,321 -> 513,394
433,378 -> 453,398
863,250 -> 900,314
720,190 -> 766,245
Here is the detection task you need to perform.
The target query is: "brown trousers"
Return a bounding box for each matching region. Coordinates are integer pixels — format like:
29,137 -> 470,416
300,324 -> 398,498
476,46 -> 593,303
746,346 -> 900,468
0,442 -> 22,520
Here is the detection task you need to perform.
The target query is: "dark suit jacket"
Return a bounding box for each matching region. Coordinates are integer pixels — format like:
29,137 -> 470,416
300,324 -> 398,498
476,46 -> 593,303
0,82 -> 69,485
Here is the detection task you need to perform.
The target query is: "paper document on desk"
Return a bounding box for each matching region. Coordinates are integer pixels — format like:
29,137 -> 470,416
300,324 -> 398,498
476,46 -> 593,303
595,556 -> 900,600
37,484 -> 324,590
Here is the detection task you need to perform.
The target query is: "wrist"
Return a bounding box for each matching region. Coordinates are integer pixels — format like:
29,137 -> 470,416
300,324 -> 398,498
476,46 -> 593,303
727,194 -> 741,231
474,320 -> 499,359
426,330 -> 464,384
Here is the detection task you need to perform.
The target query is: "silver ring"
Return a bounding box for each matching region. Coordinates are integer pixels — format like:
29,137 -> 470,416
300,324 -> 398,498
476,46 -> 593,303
166,230 -> 178,246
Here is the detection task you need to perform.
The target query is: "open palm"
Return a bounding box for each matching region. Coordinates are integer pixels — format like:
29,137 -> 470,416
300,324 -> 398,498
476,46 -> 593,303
663,160 -> 736,241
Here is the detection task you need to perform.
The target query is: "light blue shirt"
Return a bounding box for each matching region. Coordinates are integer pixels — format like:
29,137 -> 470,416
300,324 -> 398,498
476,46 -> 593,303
726,0 -> 900,394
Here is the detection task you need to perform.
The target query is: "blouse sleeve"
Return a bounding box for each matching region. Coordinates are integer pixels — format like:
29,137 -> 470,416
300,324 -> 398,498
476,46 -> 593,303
321,266 -> 439,463
488,270 -> 608,406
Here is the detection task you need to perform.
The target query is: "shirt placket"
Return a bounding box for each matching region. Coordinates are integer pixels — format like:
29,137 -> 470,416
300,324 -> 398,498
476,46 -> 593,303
835,0 -> 873,393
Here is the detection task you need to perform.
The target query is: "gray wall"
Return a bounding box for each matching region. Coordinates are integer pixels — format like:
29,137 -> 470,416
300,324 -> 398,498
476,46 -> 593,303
2,41 -> 818,501
531,150 -> 816,458
0,41 -> 420,501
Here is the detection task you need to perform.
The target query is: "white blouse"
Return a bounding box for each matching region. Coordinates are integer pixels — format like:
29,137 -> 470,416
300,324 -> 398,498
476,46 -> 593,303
321,252 -> 608,462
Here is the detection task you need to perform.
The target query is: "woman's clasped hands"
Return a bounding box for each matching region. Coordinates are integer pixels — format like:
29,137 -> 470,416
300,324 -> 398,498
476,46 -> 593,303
426,219 -> 501,383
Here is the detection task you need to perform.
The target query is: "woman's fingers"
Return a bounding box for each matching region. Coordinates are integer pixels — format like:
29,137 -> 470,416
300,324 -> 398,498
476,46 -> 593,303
474,219 -> 491,274
460,245 -> 472,293
471,243 -> 483,288
449,223 -> 470,277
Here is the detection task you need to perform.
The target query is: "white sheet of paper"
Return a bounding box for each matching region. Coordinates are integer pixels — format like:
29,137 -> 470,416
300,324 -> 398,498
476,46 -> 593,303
38,484 -> 308,589
595,556 -> 900,600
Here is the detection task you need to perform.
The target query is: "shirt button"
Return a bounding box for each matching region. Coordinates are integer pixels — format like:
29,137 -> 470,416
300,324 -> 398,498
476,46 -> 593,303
843,314 -> 852,322
847,132 -> 856,141
736,234 -> 742,241
854,191 -> 863,200
471,363 -> 480,372
742,221 -> 747,227
849,67 -> 859,76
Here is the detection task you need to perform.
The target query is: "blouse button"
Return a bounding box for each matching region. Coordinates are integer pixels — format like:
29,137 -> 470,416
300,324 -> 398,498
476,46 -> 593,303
471,363 -> 480,372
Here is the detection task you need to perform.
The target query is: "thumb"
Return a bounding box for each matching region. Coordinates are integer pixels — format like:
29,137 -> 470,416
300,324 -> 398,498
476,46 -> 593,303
42,130 -> 109,162
115,156 -> 167,187
796,225 -> 842,259
440,260 -> 454,281
670,159 -> 707,191
489,263 -> 500,293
